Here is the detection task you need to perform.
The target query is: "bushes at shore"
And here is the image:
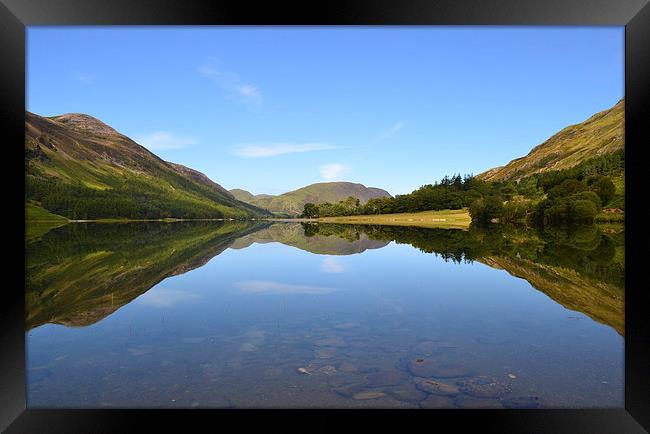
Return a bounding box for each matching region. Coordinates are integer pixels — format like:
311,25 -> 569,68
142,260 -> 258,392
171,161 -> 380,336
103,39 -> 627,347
302,150 -> 623,228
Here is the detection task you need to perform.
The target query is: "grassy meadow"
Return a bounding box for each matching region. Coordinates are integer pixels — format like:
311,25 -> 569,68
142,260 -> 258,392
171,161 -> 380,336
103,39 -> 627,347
316,209 -> 472,229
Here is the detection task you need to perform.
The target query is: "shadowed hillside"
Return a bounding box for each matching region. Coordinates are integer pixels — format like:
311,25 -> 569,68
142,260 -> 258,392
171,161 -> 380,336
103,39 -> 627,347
25,111 -> 270,219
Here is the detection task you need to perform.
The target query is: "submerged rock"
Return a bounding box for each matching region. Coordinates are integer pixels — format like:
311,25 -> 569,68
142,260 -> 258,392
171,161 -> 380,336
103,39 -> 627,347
419,395 -> 455,409
334,321 -> 359,330
338,362 -> 359,373
457,376 -> 511,398
385,383 -> 429,403
413,377 -> 459,396
502,396 -> 541,409
327,372 -> 368,389
318,365 -> 337,375
315,347 -> 337,359
333,381 -> 371,398
353,391 -> 386,400
454,396 -> 505,409
407,358 -> 473,378
367,370 -> 407,387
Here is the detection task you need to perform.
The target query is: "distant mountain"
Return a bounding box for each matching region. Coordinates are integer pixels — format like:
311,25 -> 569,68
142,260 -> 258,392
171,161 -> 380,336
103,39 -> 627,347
25,112 -> 270,219
230,182 -> 392,215
478,99 -> 624,182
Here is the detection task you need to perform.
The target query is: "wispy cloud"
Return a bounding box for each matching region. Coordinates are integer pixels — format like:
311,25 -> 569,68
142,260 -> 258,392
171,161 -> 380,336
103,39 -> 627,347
232,143 -> 335,158
134,131 -> 199,150
321,257 -> 344,273
381,121 -> 406,138
319,163 -> 347,180
198,62 -> 262,107
234,280 -> 338,295
137,288 -> 200,308
71,72 -> 95,84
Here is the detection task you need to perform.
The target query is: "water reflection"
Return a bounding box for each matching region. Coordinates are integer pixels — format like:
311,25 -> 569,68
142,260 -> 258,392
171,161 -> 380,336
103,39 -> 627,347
27,221 -> 624,335
298,223 -> 624,336
25,221 -> 267,329
26,221 -> 624,408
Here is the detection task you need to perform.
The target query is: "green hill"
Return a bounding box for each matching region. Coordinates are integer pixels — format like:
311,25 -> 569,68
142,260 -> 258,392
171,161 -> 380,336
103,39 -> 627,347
478,99 -> 624,182
25,111 -> 271,220
230,182 -> 391,215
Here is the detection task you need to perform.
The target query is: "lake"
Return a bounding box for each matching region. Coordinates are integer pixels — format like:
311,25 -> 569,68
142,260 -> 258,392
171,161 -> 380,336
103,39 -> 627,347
25,221 -> 624,408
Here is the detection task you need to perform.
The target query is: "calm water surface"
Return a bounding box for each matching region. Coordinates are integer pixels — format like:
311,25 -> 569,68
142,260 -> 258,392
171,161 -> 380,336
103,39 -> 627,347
26,221 -> 624,408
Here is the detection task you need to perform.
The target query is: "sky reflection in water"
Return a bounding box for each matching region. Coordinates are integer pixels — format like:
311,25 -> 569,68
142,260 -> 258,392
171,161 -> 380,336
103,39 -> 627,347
26,222 -> 624,408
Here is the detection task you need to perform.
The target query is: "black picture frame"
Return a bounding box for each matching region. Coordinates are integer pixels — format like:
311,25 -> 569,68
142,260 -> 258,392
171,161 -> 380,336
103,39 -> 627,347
2,0 -> 648,432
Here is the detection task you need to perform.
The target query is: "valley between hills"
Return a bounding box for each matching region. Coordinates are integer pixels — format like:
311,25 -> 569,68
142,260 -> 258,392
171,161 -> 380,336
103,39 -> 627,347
26,99 -> 624,233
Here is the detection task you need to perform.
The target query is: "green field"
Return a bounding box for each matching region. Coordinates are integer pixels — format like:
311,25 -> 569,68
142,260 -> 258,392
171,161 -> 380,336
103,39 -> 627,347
316,209 -> 472,229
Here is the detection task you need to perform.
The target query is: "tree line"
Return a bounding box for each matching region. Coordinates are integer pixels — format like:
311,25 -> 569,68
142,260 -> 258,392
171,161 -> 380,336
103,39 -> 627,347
302,149 -> 624,227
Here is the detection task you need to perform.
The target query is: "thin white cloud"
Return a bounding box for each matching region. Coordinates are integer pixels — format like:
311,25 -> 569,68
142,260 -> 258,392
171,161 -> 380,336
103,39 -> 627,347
321,257 -> 344,273
381,121 -> 406,137
198,63 -> 262,106
232,143 -> 335,158
137,288 -> 200,308
134,131 -> 199,150
237,84 -> 262,101
234,280 -> 338,295
71,72 -> 95,84
319,163 -> 347,180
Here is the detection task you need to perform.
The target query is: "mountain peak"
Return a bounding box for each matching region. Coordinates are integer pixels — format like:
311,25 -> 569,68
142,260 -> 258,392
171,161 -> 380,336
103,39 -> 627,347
25,110 -> 271,219
49,113 -> 122,137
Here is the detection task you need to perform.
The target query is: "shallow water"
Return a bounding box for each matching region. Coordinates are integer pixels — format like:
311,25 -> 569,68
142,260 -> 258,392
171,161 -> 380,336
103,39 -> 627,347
26,221 -> 624,408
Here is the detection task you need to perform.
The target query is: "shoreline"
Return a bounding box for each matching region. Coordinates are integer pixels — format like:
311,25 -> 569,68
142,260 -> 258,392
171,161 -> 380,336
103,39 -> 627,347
26,208 -> 625,231
27,217 -> 264,224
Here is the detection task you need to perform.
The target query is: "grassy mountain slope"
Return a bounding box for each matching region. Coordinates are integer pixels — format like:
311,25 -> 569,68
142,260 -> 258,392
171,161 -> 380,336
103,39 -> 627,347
230,182 -> 391,215
478,99 -> 624,181
25,111 -> 270,219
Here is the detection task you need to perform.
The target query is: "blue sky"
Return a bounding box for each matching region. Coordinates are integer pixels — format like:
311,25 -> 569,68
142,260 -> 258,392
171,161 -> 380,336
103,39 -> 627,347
27,27 -> 623,195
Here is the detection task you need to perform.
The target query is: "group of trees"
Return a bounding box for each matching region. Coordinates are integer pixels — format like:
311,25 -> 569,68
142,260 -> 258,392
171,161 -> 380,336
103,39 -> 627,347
299,222 -> 623,288
26,176 -> 244,220
302,150 -> 623,228
303,174 -> 498,218
528,176 -> 614,225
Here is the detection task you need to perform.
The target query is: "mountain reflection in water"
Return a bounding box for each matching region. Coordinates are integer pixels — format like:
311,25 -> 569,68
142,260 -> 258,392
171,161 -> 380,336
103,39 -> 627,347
26,221 -> 624,335
25,221 -> 624,408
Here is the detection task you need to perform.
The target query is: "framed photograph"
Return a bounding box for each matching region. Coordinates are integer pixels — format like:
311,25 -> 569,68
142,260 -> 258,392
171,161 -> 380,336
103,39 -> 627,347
2,0 -> 648,432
